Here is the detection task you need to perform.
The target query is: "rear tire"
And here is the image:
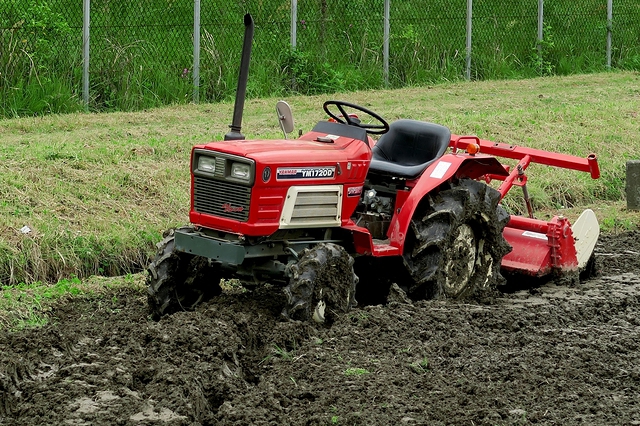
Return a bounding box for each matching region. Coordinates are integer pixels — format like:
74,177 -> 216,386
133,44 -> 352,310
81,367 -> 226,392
403,179 -> 511,300
282,243 -> 358,323
147,228 -> 222,320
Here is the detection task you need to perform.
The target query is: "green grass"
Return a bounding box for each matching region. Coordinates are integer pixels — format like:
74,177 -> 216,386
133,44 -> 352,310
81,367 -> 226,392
272,344 -> 295,361
0,274 -> 145,331
410,358 -> 430,374
0,70 -> 638,291
344,367 -> 370,376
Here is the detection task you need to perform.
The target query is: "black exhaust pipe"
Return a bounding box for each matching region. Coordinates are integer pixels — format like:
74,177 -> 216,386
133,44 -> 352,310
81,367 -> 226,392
225,13 -> 254,141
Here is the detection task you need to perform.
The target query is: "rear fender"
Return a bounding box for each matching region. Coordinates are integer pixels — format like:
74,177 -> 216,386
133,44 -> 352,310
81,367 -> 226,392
387,154 -> 508,251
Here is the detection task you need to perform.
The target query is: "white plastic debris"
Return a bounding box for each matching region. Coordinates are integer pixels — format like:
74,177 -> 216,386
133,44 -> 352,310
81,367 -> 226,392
20,226 -> 31,234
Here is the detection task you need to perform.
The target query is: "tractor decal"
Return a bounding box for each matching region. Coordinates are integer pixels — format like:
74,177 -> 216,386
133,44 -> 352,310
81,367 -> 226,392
276,167 -> 336,180
429,161 -> 452,179
222,203 -> 244,213
347,186 -> 363,197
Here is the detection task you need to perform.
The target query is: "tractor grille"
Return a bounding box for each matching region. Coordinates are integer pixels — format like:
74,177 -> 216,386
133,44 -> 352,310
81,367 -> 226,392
194,176 -> 251,221
280,186 -> 342,228
289,191 -> 340,225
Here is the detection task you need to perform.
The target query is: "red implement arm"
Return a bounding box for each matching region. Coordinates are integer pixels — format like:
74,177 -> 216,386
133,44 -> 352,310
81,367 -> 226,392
450,135 -> 599,198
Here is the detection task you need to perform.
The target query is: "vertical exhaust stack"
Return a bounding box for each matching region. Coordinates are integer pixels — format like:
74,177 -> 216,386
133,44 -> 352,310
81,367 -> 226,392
225,13 -> 254,141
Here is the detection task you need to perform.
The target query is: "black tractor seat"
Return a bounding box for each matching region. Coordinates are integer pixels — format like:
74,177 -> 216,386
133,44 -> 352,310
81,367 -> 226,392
368,119 -> 451,179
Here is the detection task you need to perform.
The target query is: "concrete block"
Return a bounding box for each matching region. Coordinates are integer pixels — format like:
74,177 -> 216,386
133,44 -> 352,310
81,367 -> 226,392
626,160 -> 640,210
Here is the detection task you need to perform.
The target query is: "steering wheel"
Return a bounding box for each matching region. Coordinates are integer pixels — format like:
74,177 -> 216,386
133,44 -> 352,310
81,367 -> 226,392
323,100 -> 390,135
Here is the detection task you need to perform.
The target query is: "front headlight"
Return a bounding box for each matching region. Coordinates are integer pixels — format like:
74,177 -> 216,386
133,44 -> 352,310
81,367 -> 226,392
198,156 -> 216,173
231,162 -> 251,181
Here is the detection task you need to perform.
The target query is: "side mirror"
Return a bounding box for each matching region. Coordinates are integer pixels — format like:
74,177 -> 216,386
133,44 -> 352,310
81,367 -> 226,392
276,100 -> 294,139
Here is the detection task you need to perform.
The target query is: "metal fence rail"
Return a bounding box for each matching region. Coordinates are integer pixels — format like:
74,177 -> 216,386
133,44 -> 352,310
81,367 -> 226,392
1,0 -> 638,115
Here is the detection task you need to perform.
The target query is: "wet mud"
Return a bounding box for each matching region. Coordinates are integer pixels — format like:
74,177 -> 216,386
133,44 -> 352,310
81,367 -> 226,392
1,231 -> 639,425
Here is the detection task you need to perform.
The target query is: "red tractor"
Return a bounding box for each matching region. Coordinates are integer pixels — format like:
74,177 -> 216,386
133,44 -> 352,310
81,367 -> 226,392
147,15 -> 601,322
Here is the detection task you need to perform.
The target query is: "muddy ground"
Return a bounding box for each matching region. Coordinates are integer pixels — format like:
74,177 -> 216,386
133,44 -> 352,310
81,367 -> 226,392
1,231 -> 639,426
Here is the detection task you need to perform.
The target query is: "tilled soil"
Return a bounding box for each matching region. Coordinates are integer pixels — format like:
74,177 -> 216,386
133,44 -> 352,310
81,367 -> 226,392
1,231 -> 639,425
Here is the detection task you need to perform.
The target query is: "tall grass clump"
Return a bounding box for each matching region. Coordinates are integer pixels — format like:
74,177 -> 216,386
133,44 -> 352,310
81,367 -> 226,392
0,1 -> 83,117
87,0 -> 196,110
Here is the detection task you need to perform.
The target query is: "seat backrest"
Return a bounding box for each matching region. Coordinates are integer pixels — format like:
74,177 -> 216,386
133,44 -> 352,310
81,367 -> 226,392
372,119 -> 451,166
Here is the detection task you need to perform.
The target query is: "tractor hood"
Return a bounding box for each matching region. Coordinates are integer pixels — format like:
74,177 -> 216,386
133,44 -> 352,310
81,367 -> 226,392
189,129 -> 373,236
194,132 -> 372,165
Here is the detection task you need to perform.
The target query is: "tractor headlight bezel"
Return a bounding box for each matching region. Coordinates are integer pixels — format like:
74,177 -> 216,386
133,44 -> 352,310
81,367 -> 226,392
230,162 -> 251,182
197,156 -> 217,174
193,150 -> 255,186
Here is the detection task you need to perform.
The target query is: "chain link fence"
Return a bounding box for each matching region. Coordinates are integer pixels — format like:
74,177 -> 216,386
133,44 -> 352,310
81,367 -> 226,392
1,0 -> 639,117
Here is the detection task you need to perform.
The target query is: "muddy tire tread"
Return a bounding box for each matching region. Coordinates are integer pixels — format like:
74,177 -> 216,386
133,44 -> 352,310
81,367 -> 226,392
147,228 -> 222,320
404,179 -> 512,300
283,243 -> 358,323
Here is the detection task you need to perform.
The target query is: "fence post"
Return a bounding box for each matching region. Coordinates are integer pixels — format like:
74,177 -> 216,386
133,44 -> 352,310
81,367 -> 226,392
465,0 -> 472,80
606,0 -> 612,69
82,0 -> 90,111
291,0 -> 297,48
193,0 -> 201,103
383,0 -> 390,86
537,0 -> 544,59
627,161 -> 640,210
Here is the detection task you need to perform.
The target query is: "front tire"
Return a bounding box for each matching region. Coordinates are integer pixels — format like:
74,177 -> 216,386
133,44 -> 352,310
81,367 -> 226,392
282,243 -> 358,323
147,228 -> 222,320
403,179 -> 512,300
